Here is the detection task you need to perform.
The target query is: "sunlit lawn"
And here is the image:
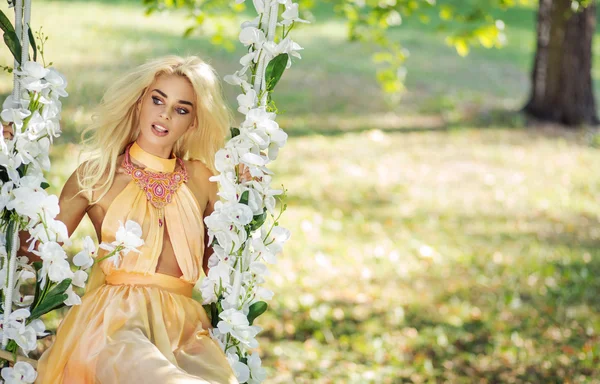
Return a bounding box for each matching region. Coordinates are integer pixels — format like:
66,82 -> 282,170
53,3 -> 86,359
1,0 -> 599,382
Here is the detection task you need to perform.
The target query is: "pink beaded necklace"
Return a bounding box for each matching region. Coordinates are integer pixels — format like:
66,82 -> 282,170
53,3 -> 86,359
122,142 -> 189,216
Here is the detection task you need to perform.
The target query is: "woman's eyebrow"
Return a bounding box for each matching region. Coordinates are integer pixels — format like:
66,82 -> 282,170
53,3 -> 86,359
152,88 -> 194,107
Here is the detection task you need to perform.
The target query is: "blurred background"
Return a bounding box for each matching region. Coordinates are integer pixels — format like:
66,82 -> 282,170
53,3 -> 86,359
1,0 -> 599,382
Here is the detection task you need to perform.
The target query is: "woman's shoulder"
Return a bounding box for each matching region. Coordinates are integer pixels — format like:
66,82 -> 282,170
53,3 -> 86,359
183,159 -> 215,180
183,160 -> 218,204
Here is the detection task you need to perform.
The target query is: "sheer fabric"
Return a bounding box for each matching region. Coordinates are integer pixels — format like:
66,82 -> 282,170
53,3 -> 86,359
36,142 -> 237,384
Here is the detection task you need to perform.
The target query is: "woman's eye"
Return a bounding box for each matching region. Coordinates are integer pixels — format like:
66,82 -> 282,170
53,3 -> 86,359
176,108 -> 189,115
152,96 -> 163,105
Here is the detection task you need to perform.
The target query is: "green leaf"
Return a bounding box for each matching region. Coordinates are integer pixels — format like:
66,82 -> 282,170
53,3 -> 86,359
40,182 -> 50,189
30,278 -> 72,320
210,302 -> 219,328
5,218 -> 16,255
249,209 -> 267,231
183,26 -> 195,38
31,261 -> 43,273
0,10 -> 15,35
27,25 -> 37,62
247,301 -> 268,325
29,292 -> 68,320
4,31 -> 22,65
239,190 -> 249,205
230,127 -> 240,138
47,278 -> 72,298
265,53 -> 288,92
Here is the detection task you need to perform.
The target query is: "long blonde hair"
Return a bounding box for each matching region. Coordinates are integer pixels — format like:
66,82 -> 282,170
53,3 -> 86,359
77,55 -> 232,203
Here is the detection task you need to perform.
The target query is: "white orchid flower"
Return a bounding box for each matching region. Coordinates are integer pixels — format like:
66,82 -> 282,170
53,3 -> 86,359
224,134 -> 255,160
30,319 -> 48,337
226,352 -> 250,383
14,136 -> 51,171
224,71 -> 247,86
211,173 -> 242,202
281,0 -> 309,26
233,325 -> 262,349
19,77 -> 50,93
44,67 -> 68,98
220,202 -> 254,227
97,243 -> 121,267
1,361 -> 37,384
6,187 -> 47,222
115,220 -> 144,254
199,277 -> 218,304
12,269 -> 35,307
0,181 -> 14,212
238,27 -> 266,47
240,152 -> 267,169
279,37 -> 304,60
15,62 -> 50,93
2,308 -> 31,326
249,176 -> 280,214
226,269 -> 243,307
255,225 -> 290,264
255,286 -> 274,301
72,270 -> 88,288
0,151 -> 21,181
27,218 -> 69,252
23,111 -> 46,140
5,323 -> 37,352
217,308 -> 261,348
99,220 -> 144,267
242,107 -> 278,132
208,259 -> 233,283
64,285 -> 82,306
33,241 -> 74,288
214,148 -> 239,174
247,352 -> 267,384
240,186 -> 263,215
237,89 -> 257,115
15,61 -> 49,80
240,15 -> 260,30
205,214 -> 248,253
0,107 -> 31,132
239,50 -> 259,68
73,236 -> 96,269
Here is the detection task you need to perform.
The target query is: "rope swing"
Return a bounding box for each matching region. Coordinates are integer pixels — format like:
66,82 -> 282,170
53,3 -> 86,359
0,0 -> 305,382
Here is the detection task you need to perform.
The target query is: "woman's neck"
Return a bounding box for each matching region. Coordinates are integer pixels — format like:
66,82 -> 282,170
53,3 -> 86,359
134,139 -> 174,159
129,141 -> 176,172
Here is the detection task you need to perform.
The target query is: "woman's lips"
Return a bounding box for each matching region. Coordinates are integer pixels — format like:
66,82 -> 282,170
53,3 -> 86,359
152,123 -> 169,137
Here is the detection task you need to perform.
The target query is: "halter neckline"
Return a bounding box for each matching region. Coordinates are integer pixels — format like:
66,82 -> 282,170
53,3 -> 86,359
129,141 -> 177,172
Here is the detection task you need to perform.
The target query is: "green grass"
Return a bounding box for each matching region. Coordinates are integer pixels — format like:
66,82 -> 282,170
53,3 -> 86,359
1,0 -> 599,382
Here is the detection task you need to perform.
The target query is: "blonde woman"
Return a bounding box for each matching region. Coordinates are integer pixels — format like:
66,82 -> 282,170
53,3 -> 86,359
4,56 -> 246,383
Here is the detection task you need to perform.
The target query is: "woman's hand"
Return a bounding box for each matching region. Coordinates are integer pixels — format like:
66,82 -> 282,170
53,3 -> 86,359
238,151 -> 266,183
239,163 -> 252,183
2,122 -> 14,140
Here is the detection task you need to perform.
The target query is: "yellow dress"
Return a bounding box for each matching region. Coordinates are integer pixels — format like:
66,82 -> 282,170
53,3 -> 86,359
36,142 -> 238,384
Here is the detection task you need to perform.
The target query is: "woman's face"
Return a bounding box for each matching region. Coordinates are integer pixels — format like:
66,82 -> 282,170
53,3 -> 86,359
136,73 -> 197,157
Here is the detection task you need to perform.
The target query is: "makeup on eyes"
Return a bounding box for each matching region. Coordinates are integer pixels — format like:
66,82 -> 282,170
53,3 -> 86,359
152,89 -> 194,107
151,95 -> 190,115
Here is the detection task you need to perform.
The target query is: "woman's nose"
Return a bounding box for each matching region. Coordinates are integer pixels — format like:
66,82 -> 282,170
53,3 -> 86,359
159,109 -> 171,120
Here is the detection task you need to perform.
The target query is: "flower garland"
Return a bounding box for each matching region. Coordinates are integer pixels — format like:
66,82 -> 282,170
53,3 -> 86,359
0,0 -> 305,382
0,2 -> 98,382
199,0 -> 307,382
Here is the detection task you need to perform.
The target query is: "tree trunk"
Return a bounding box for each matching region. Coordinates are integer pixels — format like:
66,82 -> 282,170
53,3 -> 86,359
524,0 -> 598,126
